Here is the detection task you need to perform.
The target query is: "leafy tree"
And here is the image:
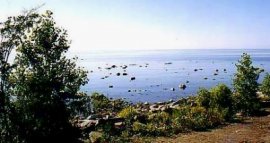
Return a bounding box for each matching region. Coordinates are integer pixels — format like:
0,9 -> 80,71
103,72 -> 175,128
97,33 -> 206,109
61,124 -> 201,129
0,8 -> 41,142
260,73 -> 270,96
233,53 -> 262,115
1,9 -> 88,142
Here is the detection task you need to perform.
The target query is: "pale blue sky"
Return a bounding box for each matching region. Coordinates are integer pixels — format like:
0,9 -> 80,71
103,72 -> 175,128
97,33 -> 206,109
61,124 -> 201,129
1,0 -> 270,51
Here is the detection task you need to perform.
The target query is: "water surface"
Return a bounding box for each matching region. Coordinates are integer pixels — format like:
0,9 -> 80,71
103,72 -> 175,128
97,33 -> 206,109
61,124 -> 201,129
74,49 -> 270,103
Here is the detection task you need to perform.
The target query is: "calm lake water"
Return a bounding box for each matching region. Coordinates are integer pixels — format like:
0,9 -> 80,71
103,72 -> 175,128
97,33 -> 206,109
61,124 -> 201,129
74,49 -> 270,103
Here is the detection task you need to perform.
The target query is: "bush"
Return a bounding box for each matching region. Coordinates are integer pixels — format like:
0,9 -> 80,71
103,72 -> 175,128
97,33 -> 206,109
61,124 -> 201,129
210,84 -> 233,120
132,121 -> 147,134
260,73 -> 270,96
188,106 -> 209,130
196,84 -> 233,121
172,106 -> 222,131
197,88 -> 211,109
90,93 -> 110,112
117,106 -> 138,120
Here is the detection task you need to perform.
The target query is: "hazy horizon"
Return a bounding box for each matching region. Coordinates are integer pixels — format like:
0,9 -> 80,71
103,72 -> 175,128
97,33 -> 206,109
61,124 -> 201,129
1,0 -> 270,52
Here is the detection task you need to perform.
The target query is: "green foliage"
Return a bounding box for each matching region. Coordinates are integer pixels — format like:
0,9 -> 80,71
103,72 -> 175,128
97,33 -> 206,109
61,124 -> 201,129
171,106 -> 224,132
210,84 -> 233,120
0,7 -> 41,143
197,88 -> 211,108
117,106 -> 138,120
0,9 -> 88,142
90,93 -> 110,112
233,53 -> 262,115
90,93 -> 129,115
132,121 -> 147,134
68,93 -> 92,117
196,84 -> 233,120
260,73 -> 270,96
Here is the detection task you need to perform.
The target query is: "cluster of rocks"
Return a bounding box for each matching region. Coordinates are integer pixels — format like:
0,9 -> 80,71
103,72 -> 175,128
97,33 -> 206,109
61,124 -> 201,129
73,114 -> 125,136
135,97 -> 196,113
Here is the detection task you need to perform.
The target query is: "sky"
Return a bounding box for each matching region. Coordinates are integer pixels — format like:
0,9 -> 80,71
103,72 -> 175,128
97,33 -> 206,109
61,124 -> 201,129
1,0 -> 270,52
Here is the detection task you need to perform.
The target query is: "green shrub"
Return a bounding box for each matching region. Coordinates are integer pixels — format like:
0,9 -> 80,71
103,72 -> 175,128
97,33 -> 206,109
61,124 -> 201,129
210,84 -> 233,120
207,108 -> 225,126
148,112 -> 170,125
197,88 -> 211,109
197,84 -> 234,121
117,106 -> 138,119
171,107 -> 191,132
188,106 -> 209,130
260,73 -> 270,96
132,121 -> 147,134
90,93 -> 110,111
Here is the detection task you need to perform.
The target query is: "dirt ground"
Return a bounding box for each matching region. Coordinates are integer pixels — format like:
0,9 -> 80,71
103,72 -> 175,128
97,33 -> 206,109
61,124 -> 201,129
153,108 -> 270,143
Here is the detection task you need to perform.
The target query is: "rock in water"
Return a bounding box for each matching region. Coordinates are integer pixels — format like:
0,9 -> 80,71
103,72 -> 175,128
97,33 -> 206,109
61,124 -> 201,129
179,84 -> 186,90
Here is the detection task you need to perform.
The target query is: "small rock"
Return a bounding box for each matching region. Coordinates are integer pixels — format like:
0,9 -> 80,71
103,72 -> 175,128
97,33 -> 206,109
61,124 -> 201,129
122,65 -> 128,69
194,69 -> 198,72
86,114 -> 103,120
144,102 -> 149,105
116,73 -> 121,76
123,73 -> 128,76
109,85 -> 113,88
165,62 -> 172,65
170,88 -> 175,91
179,84 -> 186,90
131,77 -> 136,80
